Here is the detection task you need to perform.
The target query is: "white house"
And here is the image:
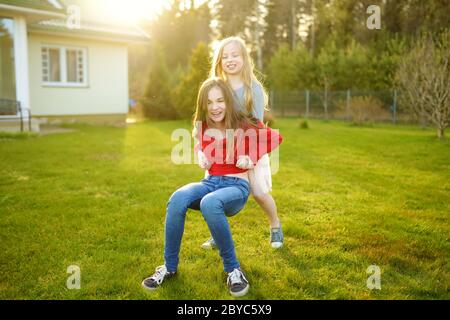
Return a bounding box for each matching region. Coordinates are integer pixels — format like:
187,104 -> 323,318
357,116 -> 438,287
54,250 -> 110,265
0,0 -> 149,132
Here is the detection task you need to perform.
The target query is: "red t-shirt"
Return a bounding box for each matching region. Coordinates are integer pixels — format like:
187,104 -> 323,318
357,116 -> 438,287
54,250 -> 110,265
194,121 -> 283,176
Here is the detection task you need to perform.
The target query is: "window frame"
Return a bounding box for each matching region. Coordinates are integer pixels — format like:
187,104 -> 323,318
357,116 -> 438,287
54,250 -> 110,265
41,44 -> 88,88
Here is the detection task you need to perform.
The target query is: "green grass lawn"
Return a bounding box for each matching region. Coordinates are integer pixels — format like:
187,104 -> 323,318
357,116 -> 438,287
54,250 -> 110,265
0,118 -> 449,300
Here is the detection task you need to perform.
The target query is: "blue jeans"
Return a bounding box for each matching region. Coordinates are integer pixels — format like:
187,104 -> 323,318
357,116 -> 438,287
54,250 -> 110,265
164,175 -> 250,273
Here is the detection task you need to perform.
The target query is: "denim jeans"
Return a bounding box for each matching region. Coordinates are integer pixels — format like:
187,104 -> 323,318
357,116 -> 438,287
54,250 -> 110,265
164,175 -> 250,273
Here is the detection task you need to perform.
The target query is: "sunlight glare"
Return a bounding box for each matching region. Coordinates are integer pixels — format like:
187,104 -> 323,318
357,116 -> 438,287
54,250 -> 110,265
105,0 -> 170,23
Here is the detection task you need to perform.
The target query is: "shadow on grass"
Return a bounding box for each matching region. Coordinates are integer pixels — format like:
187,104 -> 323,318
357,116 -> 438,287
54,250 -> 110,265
0,131 -> 38,140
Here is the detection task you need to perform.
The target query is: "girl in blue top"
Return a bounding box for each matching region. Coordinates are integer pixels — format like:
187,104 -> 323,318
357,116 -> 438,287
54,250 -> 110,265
200,36 -> 284,249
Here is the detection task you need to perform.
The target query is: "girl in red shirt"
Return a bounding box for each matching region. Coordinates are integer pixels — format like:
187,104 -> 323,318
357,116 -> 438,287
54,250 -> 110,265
142,78 -> 282,297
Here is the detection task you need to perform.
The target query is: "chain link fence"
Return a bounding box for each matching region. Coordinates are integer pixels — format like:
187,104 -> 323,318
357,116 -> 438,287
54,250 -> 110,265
269,89 -> 416,124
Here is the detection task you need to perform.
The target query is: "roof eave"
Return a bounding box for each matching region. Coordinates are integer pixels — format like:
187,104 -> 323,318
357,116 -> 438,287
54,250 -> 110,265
28,27 -> 150,44
0,3 -> 66,21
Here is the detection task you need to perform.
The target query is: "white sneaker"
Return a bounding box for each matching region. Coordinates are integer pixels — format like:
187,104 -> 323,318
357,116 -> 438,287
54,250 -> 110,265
201,237 -> 217,249
141,265 -> 176,291
227,268 -> 249,297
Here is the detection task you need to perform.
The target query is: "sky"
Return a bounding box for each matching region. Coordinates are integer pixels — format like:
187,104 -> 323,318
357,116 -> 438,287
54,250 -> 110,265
103,0 -> 170,22
99,0 -> 208,23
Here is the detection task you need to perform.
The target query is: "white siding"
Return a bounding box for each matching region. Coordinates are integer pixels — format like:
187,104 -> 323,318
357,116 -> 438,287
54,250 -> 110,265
14,16 -> 30,114
28,33 -> 128,116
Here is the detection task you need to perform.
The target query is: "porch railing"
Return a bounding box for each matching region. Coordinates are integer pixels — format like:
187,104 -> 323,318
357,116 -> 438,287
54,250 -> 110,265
0,99 -> 32,132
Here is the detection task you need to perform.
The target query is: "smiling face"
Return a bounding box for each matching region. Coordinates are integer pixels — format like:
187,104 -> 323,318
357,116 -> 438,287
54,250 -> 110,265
221,41 -> 244,76
207,86 -> 227,124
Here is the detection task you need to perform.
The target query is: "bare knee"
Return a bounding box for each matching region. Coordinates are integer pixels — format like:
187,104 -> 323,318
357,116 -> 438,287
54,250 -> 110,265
253,192 -> 270,204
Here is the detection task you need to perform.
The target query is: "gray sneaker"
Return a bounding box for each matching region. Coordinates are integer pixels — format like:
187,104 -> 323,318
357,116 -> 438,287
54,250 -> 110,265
270,224 -> 284,249
201,237 -> 217,249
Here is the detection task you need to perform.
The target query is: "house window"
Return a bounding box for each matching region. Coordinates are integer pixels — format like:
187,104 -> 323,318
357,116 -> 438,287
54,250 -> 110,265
41,45 -> 87,86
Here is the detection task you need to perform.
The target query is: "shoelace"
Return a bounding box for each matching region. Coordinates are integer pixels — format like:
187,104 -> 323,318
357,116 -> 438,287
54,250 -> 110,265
151,266 -> 167,284
228,269 -> 245,285
271,228 -> 282,242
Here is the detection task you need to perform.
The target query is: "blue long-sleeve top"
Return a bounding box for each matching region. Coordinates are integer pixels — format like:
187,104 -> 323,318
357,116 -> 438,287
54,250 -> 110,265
232,81 -> 265,121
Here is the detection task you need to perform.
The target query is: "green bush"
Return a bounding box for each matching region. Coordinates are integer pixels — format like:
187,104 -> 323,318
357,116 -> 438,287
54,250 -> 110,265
336,96 -> 389,125
299,119 -> 309,129
172,42 -> 211,119
267,43 -> 316,91
141,43 -> 178,119
267,40 -> 402,92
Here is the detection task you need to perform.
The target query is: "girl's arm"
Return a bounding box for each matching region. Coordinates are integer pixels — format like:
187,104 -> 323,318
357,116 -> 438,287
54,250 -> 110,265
198,150 -> 212,170
193,123 -> 212,170
237,123 -> 283,165
252,82 -> 265,122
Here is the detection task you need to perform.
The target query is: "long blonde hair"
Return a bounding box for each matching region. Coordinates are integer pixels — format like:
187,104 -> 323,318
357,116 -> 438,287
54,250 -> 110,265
210,36 -> 269,115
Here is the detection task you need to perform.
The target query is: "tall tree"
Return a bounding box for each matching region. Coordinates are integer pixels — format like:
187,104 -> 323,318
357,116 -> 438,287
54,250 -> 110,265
263,0 -> 309,63
213,0 -> 266,69
145,0 -> 212,70
172,42 -> 211,119
396,31 -> 450,139
141,43 -> 177,119
214,0 -> 256,38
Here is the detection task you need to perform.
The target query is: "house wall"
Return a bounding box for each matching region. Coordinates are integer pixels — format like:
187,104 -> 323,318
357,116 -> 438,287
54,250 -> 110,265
0,12 -> 30,113
28,33 -> 129,118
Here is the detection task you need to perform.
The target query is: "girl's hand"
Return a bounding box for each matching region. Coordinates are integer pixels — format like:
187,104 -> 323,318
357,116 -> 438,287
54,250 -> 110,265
236,155 -> 254,169
198,151 -> 212,170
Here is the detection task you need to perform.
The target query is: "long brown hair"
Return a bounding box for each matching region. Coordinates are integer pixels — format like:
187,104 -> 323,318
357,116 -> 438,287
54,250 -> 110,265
193,77 -> 259,163
193,77 -> 257,131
